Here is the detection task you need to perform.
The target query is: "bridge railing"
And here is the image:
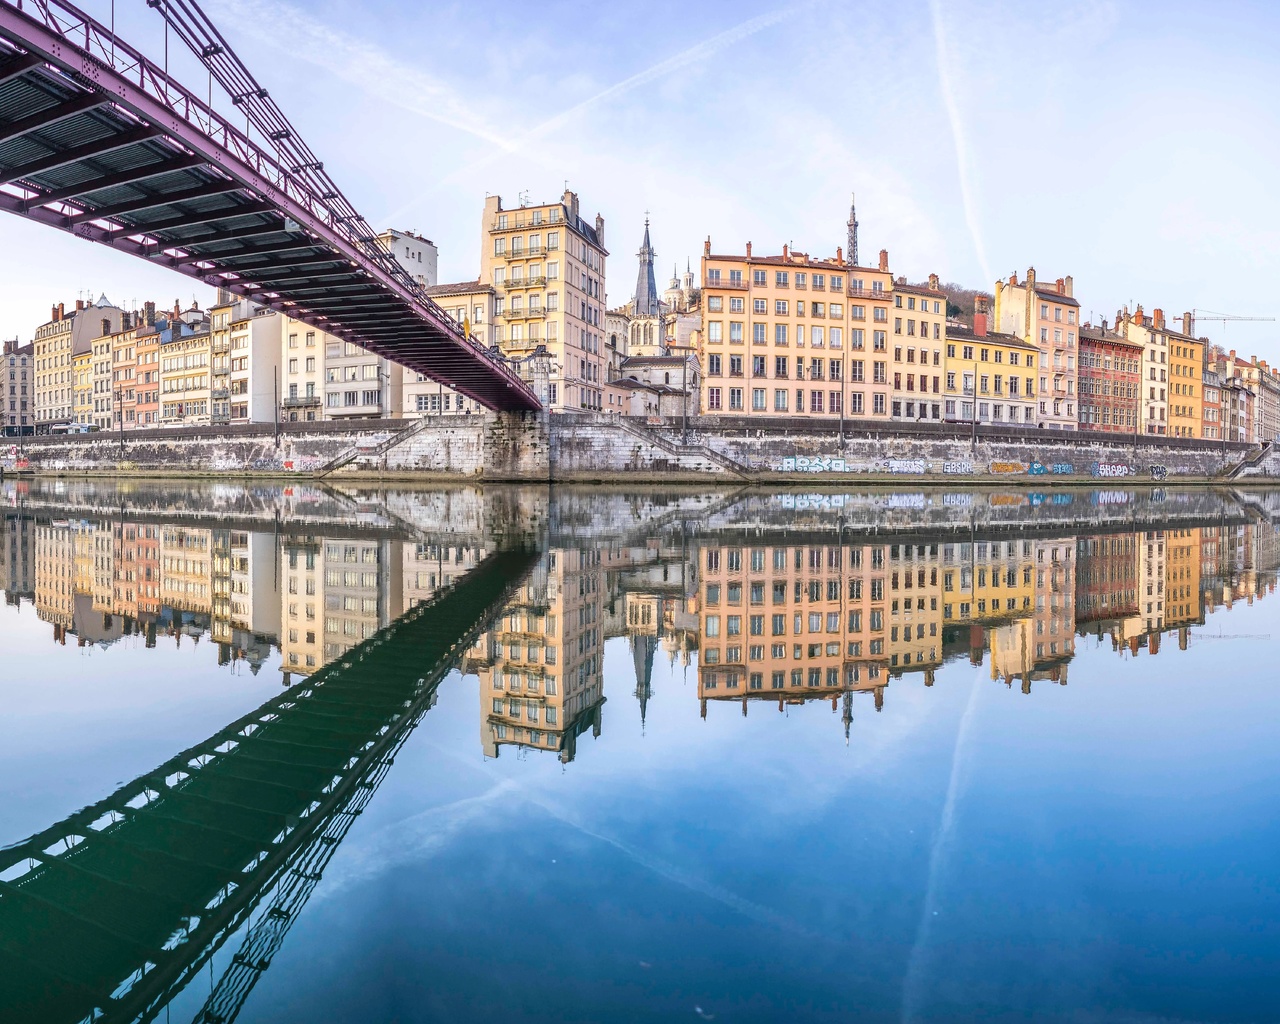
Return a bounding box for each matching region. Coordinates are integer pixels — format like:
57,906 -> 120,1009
1,0 -> 466,344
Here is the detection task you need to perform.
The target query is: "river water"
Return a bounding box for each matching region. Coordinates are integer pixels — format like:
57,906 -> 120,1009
1,480 -> 1278,1024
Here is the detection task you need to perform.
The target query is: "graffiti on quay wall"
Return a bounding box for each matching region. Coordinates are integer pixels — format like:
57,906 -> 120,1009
1029,461 -> 1075,475
884,458 -> 927,474
780,455 -> 848,473
943,460 -> 975,474
1150,465 -> 1169,480
1091,462 -> 1134,478
989,461 -> 1029,475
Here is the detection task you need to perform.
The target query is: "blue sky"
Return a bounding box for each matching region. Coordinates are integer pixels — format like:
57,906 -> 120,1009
2,0 -> 1279,361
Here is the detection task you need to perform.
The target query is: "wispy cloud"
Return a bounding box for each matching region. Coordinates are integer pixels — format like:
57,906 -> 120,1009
385,3 -> 813,222
207,0 -> 513,151
929,0 -> 992,285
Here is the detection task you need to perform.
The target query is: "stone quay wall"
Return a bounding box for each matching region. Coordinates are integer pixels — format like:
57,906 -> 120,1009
1,412 -> 1266,484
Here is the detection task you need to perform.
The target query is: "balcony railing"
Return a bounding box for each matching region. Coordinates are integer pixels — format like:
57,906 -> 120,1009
502,308 -> 547,321
504,276 -> 547,290
704,276 -> 749,290
504,244 -> 545,259
282,395 -> 321,408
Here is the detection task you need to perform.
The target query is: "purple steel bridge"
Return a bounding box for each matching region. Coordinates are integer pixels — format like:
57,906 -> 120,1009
0,0 -> 541,411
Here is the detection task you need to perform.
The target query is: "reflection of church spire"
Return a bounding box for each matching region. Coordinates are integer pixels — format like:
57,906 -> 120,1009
631,633 -> 657,732
633,218 -> 660,317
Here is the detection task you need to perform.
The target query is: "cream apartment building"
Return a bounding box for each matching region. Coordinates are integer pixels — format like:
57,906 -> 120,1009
992,269 -> 1079,429
480,191 -> 607,412
698,241 -> 929,423
34,297 -> 124,429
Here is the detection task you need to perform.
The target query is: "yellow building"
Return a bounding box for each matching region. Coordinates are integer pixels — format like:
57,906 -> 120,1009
942,303 -> 1040,426
992,268 -> 1080,429
159,326 -> 213,426
1167,323 -> 1204,439
481,191 -> 607,412
1164,528 -> 1202,630
72,350 -> 92,427
1114,306 -> 1201,437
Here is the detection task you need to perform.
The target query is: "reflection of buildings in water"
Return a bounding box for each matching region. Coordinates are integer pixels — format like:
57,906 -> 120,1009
467,549 -> 606,763
1164,529 -> 1204,649
1076,533 -> 1139,633
280,537 -> 403,679
0,514 -> 35,605
403,541 -> 486,608
35,522 -> 76,631
694,537 -> 1080,727
696,542 -> 892,729
988,538 -> 1075,689
159,526 -> 213,616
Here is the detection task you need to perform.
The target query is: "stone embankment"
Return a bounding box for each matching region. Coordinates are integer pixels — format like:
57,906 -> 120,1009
1,411 -> 1274,484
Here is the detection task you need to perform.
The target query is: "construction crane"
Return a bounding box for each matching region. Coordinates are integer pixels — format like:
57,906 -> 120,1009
1190,630 -> 1272,642
1185,309 -> 1275,337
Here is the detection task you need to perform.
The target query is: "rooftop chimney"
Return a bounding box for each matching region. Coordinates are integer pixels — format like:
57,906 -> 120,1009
928,272 -> 940,291
51,304 -> 59,323
703,237 -> 711,257
101,318 -> 110,338
1064,275 -> 1073,298
1182,311 -> 1193,336
973,295 -> 990,337
1154,308 -> 1165,330
57,302 -> 65,321
835,246 -> 842,263
1134,305 -> 1145,326
1009,272 -> 1018,287
1055,277 -> 1065,294
878,249 -> 888,272
75,299 -> 84,312
782,244 -> 789,260
144,301 -> 155,327
745,241 -> 752,258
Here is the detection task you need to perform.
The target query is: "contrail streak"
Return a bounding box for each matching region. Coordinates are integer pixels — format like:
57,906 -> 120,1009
383,3 -> 812,223
208,0 -> 513,151
929,0 -> 993,285
900,666 -> 985,1024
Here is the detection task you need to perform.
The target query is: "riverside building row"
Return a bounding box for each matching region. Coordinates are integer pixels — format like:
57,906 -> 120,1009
8,193 -> 1280,442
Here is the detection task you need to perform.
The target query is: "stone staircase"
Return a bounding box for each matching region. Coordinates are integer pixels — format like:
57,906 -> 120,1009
609,417 -> 752,478
316,418 -> 430,476
1224,440 -> 1274,480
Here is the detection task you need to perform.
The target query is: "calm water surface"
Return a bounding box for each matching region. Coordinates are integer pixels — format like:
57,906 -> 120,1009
2,481 -> 1279,1023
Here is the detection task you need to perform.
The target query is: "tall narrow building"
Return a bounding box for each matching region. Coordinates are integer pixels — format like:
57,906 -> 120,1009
481,191 -> 607,412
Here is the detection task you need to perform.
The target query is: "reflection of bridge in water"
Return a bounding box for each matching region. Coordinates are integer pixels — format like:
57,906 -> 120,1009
0,547 -> 538,1024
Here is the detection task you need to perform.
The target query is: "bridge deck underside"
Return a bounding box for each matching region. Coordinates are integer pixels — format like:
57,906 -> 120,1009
0,548 -> 537,1024
0,34 -> 538,411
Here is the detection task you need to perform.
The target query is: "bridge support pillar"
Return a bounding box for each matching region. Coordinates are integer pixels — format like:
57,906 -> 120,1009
482,410 -> 551,482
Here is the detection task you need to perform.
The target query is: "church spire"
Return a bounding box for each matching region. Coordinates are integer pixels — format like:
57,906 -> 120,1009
847,192 -> 859,268
633,216 -> 660,317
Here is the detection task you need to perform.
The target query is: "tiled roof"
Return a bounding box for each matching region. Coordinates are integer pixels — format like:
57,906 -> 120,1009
945,323 -> 1040,351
